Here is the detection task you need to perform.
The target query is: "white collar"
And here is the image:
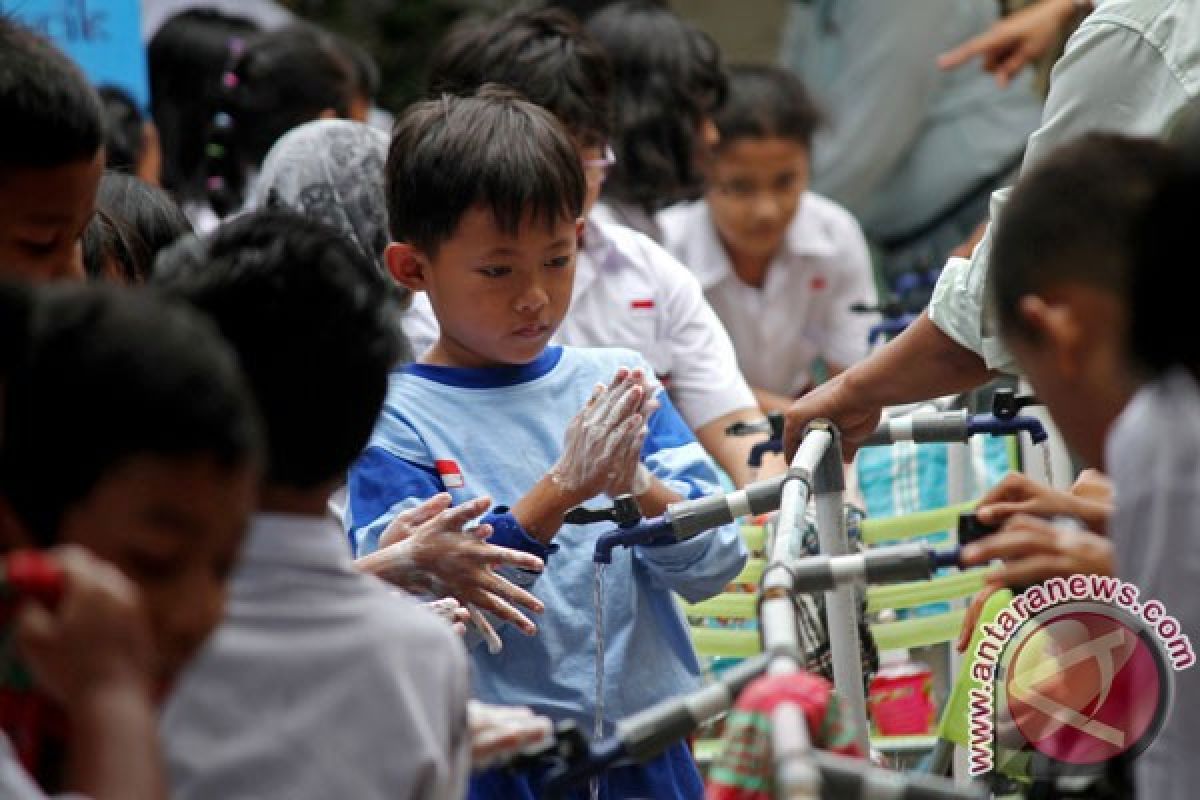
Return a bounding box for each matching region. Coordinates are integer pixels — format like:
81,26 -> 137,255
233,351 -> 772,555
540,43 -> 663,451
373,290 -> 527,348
239,511 -> 355,573
692,193 -> 841,289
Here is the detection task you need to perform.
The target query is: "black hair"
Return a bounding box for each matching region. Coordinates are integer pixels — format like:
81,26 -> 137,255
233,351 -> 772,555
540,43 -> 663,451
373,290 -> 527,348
0,17 -> 104,173
204,23 -> 356,218
83,173 -> 193,284
386,86 -> 586,255
0,283 -> 261,546
988,134 -> 1181,342
96,86 -> 146,175
334,33 -> 381,104
714,64 -> 822,151
585,1 -> 725,212
428,7 -> 612,146
148,9 -> 260,203
153,211 -> 409,489
1130,103 -> 1200,376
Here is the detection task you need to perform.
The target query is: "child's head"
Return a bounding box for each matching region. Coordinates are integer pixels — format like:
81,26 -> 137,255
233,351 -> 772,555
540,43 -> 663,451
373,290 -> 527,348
989,134 -> 1180,466
82,173 -> 192,284
0,283 -> 261,688
0,19 -> 105,282
706,65 -> 821,267
148,10 -> 261,203
204,23 -> 356,218
428,7 -> 613,212
155,210 -> 408,495
585,0 -> 726,213
97,85 -> 162,185
385,88 -> 586,368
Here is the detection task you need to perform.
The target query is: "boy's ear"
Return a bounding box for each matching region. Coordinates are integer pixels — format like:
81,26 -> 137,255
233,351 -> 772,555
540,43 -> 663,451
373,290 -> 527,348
1017,293 -> 1084,377
385,243 -> 429,293
575,217 -> 586,249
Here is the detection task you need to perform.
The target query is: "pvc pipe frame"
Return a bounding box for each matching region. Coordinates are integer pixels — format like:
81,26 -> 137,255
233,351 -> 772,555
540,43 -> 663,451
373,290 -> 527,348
762,423 -> 869,790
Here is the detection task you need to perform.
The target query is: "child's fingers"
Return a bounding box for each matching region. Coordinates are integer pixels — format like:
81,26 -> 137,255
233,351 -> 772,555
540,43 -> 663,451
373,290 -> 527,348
467,591 -> 537,636
480,570 -> 545,615
383,494 -> 453,546
433,496 -> 492,532
479,542 -> 544,574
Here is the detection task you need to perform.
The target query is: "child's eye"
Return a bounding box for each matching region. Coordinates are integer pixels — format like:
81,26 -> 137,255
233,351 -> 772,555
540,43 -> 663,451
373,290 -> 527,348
546,256 -> 571,269
20,238 -> 57,256
476,265 -> 512,278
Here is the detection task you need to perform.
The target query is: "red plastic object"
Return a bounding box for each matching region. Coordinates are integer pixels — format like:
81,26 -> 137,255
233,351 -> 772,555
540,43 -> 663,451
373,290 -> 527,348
3,551 -> 65,610
868,662 -> 936,736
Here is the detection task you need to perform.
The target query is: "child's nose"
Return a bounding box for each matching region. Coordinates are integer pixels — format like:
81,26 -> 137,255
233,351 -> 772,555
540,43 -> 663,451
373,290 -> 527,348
514,280 -> 549,313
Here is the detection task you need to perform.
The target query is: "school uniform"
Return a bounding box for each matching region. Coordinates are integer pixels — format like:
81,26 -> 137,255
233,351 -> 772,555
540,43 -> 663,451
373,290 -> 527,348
658,193 -> 878,398
162,512 -> 469,800
1107,367 -> 1200,800
346,345 -> 747,800
402,217 -> 757,433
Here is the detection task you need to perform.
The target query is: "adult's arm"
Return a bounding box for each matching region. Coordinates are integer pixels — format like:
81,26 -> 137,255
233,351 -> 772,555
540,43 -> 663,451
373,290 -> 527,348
788,13 -> 1193,460
783,311 -> 995,460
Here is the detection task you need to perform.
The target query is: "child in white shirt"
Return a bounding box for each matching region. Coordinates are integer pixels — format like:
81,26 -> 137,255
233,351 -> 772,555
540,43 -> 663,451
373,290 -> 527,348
659,65 -> 878,414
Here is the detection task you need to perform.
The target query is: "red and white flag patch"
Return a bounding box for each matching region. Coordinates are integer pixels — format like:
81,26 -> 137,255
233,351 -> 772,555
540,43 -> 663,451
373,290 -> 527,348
810,276 -> 827,291
630,298 -> 655,310
435,459 -> 465,489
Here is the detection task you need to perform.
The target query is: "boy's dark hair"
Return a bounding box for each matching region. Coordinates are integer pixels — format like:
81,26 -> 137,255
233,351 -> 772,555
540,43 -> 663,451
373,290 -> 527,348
989,134 -> 1181,342
204,23 -> 356,217
153,211 -> 409,489
386,86 -> 586,254
1131,102 -> 1200,375
0,283 -> 261,546
96,86 -> 145,175
148,9 -> 261,202
83,173 -> 193,284
714,64 -> 822,152
0,17 -> 104,172
427,8 -> 612,146
585,1 -> 725,212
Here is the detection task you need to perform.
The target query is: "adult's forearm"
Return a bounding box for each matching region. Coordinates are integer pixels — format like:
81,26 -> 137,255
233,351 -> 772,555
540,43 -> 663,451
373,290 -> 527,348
844,312 -> 996,409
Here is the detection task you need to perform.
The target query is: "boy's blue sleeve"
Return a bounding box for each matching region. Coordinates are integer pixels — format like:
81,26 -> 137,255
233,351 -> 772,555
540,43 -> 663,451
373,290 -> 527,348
634,393 -> 748,603
348,448 -> 554,571
347,446 -> 443,557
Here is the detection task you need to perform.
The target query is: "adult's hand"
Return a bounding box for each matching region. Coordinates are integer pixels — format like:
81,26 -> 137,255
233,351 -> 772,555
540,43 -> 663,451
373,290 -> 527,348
937,0 -> 1084,88
357,494 -> 546,636
782,371 -> 883,463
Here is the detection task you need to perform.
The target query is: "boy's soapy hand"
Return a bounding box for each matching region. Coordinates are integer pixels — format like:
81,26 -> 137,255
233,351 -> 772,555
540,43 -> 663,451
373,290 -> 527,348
358,494 -> 545,636
15,546 -> 155,706
468,700 -> 553,770
548,367 -> 651,503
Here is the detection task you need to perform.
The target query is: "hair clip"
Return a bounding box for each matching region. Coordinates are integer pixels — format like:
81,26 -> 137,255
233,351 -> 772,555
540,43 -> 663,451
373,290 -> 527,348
214,112 -> 233,129
222,72 -> 239,90
207,176 -> 226,191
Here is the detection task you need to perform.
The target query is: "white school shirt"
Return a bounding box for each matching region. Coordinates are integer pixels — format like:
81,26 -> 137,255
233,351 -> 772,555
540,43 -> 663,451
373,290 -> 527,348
0,735 -> 66,800
1107,368 -> 1200,800
162,512 -> 469,800
928,0 -> 1200,371
403,217 -> 757,431
657,193 -> 878,398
